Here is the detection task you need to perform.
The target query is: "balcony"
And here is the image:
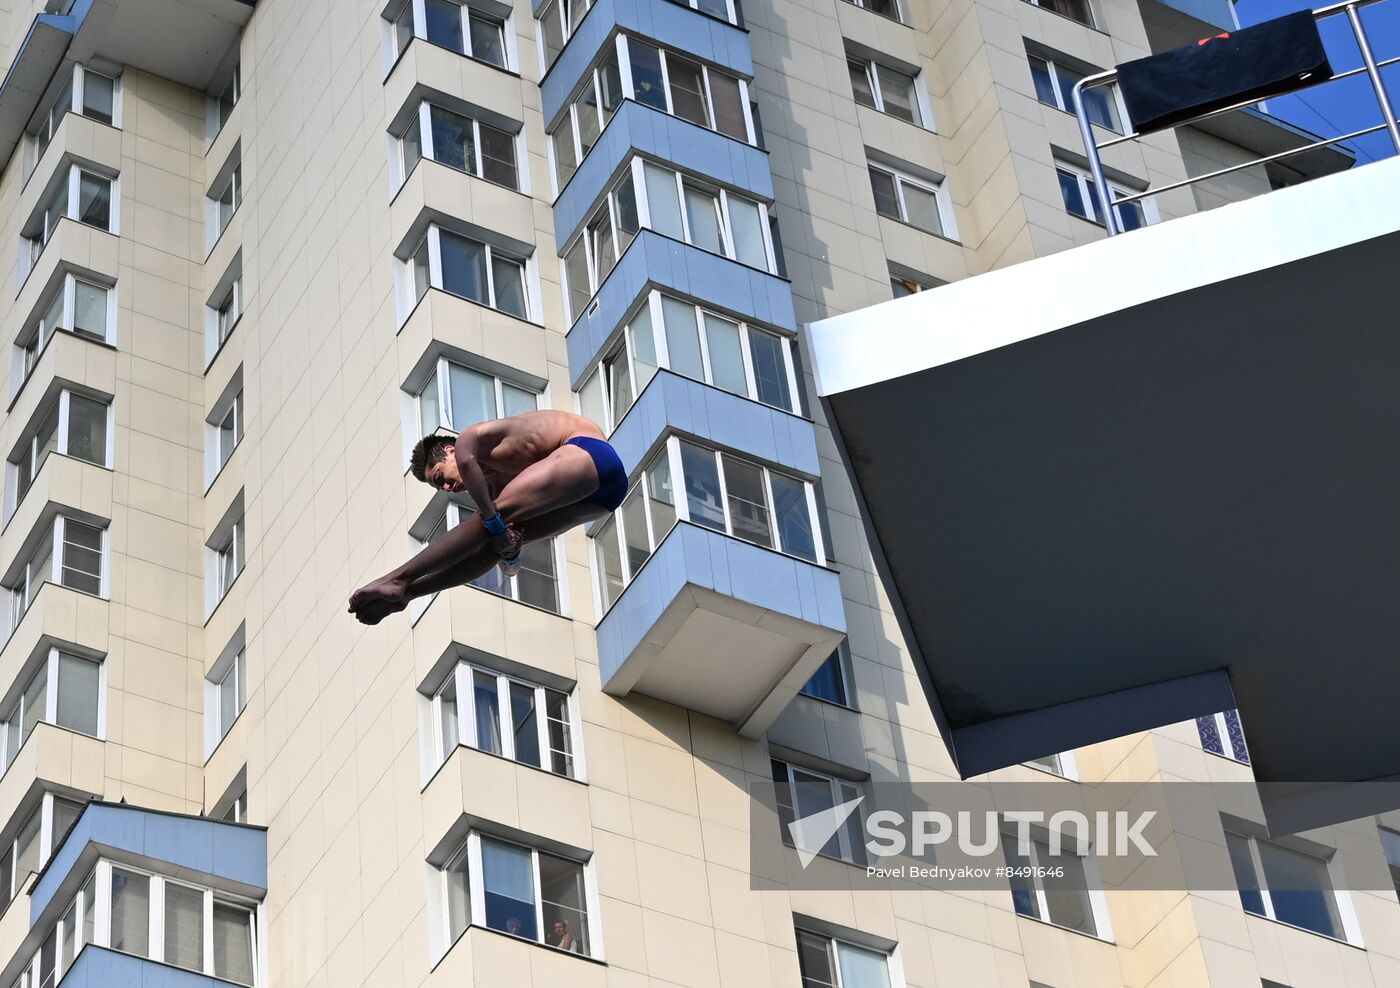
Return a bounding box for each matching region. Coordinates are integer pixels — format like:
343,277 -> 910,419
35,946 -> 249,987
596,520 -> 844,737
807,152 -> 1400,832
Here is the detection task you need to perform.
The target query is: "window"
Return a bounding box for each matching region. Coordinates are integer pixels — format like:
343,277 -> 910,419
551,44 -> 625,188
626,39 -> 750,143
800,644 -> 851,707
0,651 -> 102,770
401,226 -> 531,321
1002,832 -> 1108,937
212,65 -> 240,134
16,275 -> 113,386
208,388 -> 244,479
23,166 -> 116,266
396,101 -> 519,191
840,0 -> 903,22
436,832 -> 596,958
1380,827 -> 1400,902
1023,0 -> 1094,28
538,0 -> 739,77
33,66 -> 118,160
1196,709 -> 1250,763
0,795 -> 86,913
1055,161 -> 1146,232
847,54 -> 924,127
1027,52 -> 1120,131
9,391 -> 111,510
416,504 -> 561,613
209,160 -> 241,244
7,516 -> 107,627
1226,830 -> 1351,940
392,0 -> 510,69
413,358 -> 538,439
795,929 -> 896,988
214,277 -> 242,350
221,788 -> 247,824
576,292 -> 801,431
208,649 -> 246,748
1023,751 -> 1077,778
424,660 -> 578,778
211,516 -> 245,604
562,159 -> 774,322
22,862 -> 259,985
889,270 -> 938,298
771,759 -> 866,866
591,439 -> 824,609
868,164 -> 947,237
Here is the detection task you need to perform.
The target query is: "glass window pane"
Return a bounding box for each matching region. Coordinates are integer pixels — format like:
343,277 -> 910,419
49,73 -> 74,142
667,55 -> 709,126
62,520 -> 103,595
478,125 -> 517,189
1083,86 -> 1119,131
511,535 -> 558,608
439,231 -> 489,304
411,238 -> 430,302
394,1 -> 415,55
801,650 -> 847,705
219,666 -> 237,738
599,49 -> 624,122
553,126 -> 578,188
703,314 -> 746,394
748,329 -> 791,410
482,839 -> 537,940
43,290 -> 65,337
628,40 -> 668,112
605,350 -> 633,422
595,516 -> 625,607
728,197 -> 768,269
212,903 -> 255,986
428,105 -> 474,173
875,65 -> 918,124
574,86 -> 601,158
36,402 -> 60,473
1257,841 -> 1343,938
563,238 -> 592,321
646,454 -> 677,542
1116,200 -> 1146,232
680,443 -> 725,531
790,768 -> 843,858
540,853 -> 589,954
579,371 -> 606,429
45,184 -> 68,242
541,3 -> 565,67
723,455 -> 772,547
491,255 -> 527,318
447,363 -> 496,429
661,297 -> 704,379
474,670 -> 502,754
72,282 -> 107,340
77,173 -> 110,230
1002,838 -> 1041,919
620,486 -> 651,576
502,384 -> 537,418
0,847 -> 12,911
900,181 -> 941,235
56,652 -> 99,736
40,928 -> 55,988
437,673 -> 459,758
849,60 -> 876,109
771,473 -> 816,560
444,846 -> 471,940
110,869 -> 150,957
643,163 -> 684,240
401,114 -> 423,177
65,394 -> 107,465
15,806 -> 41,879
51,796 -> 82,847
468,12 -> 506,67
81,871 -> 95,947
708,70 -> 747,141
21,664 -> 47,746
81,73 -> 115,124
697,0 -> 730,15
164,883 -> 204,972
1039,840 -> 1097,936
797,930 -> 837,988
424,0 -> 466,51
588,208 -> 616,284
510,681 -> 541,767
1029,55 -> 1057,106
612,172 -> 639,259
683,186 -> 723,253
869,169 -> 899,219
836,942 -> 892,988
1226,831 -> 1266,917
1058,169 -> 1088,219
546,690 -> 573,776
628,304 -> 658,394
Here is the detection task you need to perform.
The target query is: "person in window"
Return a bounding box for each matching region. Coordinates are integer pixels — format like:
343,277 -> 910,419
548,919 -> 580,953
505,916 -> 523,936
349,410 -> 626,624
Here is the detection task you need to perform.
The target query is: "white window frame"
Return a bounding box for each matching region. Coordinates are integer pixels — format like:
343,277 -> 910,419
392,100 -> 521,192
385,0 -> 516,73
411,503 -> 565,616
15,274 -> 117,391
28,859 -> 263,986
1054,159 -> 1154,231
397,225 -> 535,324
7,516 -> 110,633
847,53 -> 929,129
205,648 -> 246,754
578,291 -> 803,431
0,794 -> 91,909
535,0 -> 609,75
0,649 -> 106,770
1225,828 -> 1364,945
772,758 -> 867,866
433,830 -> 603,962
1003,828 -> 1115,941
22,165 -> 120,278
868,162 -> 955,239
1027,51 -> 1125,132
841,0 -> 905,23
794,928 -> 907,988
206,64 -> 241,145
1023,0 -> 1096,29
612,37 -> 755,144
207,158 -> 242,249
421,659 -> 584,782
31,66 -> 123,168
211,517 -> 244,605
204,255 -> 243,366
412,356 -> 541,439
205,388 -> 244,487
215,278 -> 242,348
7,389 -> 114,519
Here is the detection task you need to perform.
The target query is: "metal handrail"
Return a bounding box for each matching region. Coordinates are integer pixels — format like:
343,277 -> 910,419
1072,0 -> 1400,234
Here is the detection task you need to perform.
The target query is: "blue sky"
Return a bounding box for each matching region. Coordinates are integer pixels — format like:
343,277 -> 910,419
1236,0 -> 1400,163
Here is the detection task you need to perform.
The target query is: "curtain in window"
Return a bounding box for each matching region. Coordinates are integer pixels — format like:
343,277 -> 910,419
77,174 -> 110,229
481,839 -> 536,939
474,671 -> 502,755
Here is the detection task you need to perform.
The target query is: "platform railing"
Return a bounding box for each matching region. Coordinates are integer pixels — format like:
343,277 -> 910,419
1072,0 -> 1400,234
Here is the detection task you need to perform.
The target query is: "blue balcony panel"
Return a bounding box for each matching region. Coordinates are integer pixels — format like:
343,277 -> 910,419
541,0 -> 753,128
554,100 -> 773,252
49,946 -> 242,988
567,230 -> 796,388
610,370 -> 818,479
597,522 -> 845,737
32,802 -> 267,922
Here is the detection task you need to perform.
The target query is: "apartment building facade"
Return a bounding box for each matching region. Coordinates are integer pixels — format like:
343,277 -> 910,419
0,0 -> 1387,986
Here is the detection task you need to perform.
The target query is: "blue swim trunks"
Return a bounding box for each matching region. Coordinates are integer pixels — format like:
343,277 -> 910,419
566,436 -> 627,512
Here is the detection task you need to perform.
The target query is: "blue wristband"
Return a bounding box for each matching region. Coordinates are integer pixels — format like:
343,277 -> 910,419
482,512 -> 508,535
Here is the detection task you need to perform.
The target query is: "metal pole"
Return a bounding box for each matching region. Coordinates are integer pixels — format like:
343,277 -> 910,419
1346,2 -> 1400,153
1072,79 -> 1121,234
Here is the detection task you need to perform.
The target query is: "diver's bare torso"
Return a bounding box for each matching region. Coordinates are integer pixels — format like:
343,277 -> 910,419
467,410 -> 606,495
